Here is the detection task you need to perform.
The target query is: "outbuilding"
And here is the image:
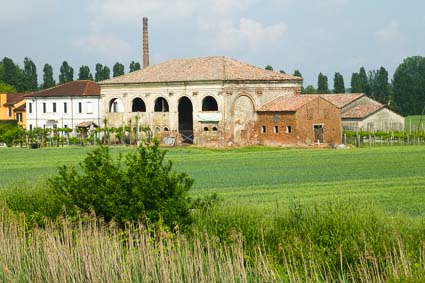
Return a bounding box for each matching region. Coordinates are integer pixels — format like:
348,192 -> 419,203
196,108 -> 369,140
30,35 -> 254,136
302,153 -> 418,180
256,95 -> 341,146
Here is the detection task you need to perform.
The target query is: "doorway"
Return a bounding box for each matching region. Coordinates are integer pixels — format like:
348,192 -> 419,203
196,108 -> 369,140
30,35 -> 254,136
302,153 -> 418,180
314,125 -> 324,143
178,97 -> 193,144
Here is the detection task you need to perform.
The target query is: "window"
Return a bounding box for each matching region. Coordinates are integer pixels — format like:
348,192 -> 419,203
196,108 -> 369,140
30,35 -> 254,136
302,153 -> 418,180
29,124 -> 33,130
64,125 -> 68,128
286,126 -> 292,133
43,103 -> 46,113
164,127 -> 169,132
53,102 -> 56,113
29,103 -> 32,114
64,102 -> 67,113
202,96 -> 218,111
132,98 -> 146,112
274,126 -> 279,133
8,107 -> 12,117
78,102 -> 82,113
203,126 -> 209,132
212,126 -> 218,132
261,126 -> 266,133
86,102 -> 93,114
17,113 -> 22,122
154,97 -> 169,112
273,113 -> 279,122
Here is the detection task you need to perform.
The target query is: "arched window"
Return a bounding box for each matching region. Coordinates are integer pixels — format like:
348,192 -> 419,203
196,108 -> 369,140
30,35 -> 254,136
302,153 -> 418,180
154,97 -> 169,112
132,97 -> 146,112
202,96 -> 218,111
109,98 -> 123,112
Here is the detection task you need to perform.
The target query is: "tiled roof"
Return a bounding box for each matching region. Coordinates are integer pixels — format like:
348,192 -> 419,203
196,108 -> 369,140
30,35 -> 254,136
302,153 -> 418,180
100,56 -> 302,85
342,103 -> 384,119
304,93 -> 364,108
14,104 -> 26,112
4,93 -> 26,106
76,121 -> 98,128
259,95 -> 318,112
26,81 -> 100,98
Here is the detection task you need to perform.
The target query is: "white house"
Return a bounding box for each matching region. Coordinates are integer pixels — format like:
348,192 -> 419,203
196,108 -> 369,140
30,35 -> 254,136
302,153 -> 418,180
25,80 -> 102,132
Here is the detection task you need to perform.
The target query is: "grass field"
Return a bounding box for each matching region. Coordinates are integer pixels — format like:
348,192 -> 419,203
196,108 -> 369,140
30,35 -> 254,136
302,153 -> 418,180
405,115 -> 425,132
1,145 -> 425,282
1,145 -> 425,215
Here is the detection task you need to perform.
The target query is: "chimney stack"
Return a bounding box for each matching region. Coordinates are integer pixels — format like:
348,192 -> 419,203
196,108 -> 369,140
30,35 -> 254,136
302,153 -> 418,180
143,17 -> 149,68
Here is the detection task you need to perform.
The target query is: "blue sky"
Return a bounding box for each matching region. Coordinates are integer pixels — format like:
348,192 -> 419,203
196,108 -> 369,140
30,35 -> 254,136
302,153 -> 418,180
1,0 -> 424,87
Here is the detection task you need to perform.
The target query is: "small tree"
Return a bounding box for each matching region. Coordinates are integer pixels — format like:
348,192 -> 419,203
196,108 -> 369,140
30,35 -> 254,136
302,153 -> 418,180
49,140 -> 194,229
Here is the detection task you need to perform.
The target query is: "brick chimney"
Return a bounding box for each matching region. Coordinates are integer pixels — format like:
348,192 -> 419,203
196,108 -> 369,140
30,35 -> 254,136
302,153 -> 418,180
143,17 -> 149,68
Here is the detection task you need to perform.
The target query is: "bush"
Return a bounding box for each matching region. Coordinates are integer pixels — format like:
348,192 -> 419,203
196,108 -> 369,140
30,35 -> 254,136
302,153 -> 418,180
49,139 -> 194,229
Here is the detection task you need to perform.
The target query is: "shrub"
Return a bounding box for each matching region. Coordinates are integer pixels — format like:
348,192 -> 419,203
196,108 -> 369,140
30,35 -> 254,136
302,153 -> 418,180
49,139 -> 194,229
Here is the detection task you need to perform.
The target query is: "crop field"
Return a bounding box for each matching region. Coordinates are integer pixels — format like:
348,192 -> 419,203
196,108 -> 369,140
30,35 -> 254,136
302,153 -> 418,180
1,145 -> 425,282
1,145 -> 425,215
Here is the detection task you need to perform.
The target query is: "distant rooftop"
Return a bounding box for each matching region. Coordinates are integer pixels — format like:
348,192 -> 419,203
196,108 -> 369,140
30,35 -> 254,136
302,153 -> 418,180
100,56 -> 302,85
304,93 -> 365,108
259,95 -> 318,112
26,81 -> 100,98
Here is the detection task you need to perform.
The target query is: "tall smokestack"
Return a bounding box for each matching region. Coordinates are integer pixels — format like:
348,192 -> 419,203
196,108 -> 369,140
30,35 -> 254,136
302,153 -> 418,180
143,17 -> 149,68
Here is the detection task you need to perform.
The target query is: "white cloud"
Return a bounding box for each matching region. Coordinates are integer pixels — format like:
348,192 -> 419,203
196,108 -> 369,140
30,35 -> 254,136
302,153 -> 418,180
209,18 -> 288,52
0,0 -> 56,25
375,20 -> 402,44
73,34 -> 132,60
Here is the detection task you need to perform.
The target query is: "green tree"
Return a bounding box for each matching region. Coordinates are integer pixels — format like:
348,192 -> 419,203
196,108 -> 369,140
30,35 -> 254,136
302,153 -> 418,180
49,140 -> 194,229
293,70 -> 302,78
350,72 -> 362,93
0,83 -> 16,93
0,57 -> 24,92
302,85 -> 316,94
359,67 -> 369,95
129,61 -> 141,72
23,57 -> 38,91
333,72 -> 345,93
317,73 -> 330,94
113,62 -> 125,77
78,65 -> 93,81
95,64 -> 111,82
393,56 -> 425,115
59,61 -> 74,84
265,65 -> 274,71
42,64 -> 56,89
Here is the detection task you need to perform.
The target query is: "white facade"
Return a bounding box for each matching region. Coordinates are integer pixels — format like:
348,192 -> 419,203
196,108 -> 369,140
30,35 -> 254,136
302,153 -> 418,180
26,96 -> 102,131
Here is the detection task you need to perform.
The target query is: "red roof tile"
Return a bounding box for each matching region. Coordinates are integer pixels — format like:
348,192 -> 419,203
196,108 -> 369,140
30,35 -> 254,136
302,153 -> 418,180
303,93 -> 364,108
4,93 -> 26,106
26,81 -> 100,98
100,56 -> 302,84
259,95 -> 318,112
342,103 -> 384,119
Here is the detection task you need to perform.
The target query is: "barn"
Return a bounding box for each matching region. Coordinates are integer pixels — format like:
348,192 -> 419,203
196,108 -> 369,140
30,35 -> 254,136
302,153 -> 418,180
256,95 -> 341,146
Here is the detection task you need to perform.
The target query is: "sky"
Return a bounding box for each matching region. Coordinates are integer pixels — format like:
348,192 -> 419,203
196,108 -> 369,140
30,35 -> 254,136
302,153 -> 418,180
1,0 -> 425,87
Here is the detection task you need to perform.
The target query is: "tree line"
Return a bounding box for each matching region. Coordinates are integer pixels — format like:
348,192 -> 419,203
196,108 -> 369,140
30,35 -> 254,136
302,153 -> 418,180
0,57 -> 142,93
266,56 -> 425,116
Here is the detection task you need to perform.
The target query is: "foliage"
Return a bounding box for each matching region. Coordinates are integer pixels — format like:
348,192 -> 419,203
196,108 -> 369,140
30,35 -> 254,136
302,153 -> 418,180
41,63 -> 56,89
95,63 -> 111,82
333,72 -> 345,93
49,140 -> 194,229
78,65 -> 94,80
302,85 -> 316,94
317,72 -> 330,93
359,66 -> 369,94
265,65 -> 273,71
59,61 -> 74,84
293,70 -> 302,78
23,57 -> 38,91
350,72 -> 362,93
0,57 -> 25,92
129,61 -> 141,72
368,66 -> 390,104
0,82 -> 16,93
393,56 -> 425,115
113,62 -> 125,77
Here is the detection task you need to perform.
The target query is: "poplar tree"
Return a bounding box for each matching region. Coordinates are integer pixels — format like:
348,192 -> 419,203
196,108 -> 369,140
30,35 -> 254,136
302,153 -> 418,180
129,61 -> 141,72
59,61 -> 74,84
23,57 -> 38,91
333,72 -> 345,93
350,72 -> 362,93
42,64 -> 56,89
113,62 -> 125,77
317,73 -> 330,94
78,65 -> 93,81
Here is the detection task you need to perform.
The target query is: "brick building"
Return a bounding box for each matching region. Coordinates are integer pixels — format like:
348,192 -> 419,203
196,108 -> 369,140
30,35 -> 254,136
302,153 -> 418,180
256,96 -> 341,146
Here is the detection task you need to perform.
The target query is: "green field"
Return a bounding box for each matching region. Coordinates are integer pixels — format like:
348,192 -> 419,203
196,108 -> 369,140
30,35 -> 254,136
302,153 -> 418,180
1,145 -> 425,215
405,115 -> 425,132
2,145 -> 425,282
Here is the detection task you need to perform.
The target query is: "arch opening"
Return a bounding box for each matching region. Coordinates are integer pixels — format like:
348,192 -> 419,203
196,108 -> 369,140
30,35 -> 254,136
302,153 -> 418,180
154,97 -> 169,112
109,98 -> 123,112
178,97 -> 193,144
202,96 -> 218,111
132,97 -> 146,112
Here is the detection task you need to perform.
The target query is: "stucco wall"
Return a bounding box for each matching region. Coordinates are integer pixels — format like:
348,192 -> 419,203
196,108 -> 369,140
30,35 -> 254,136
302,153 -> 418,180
342,108 -> 404,131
